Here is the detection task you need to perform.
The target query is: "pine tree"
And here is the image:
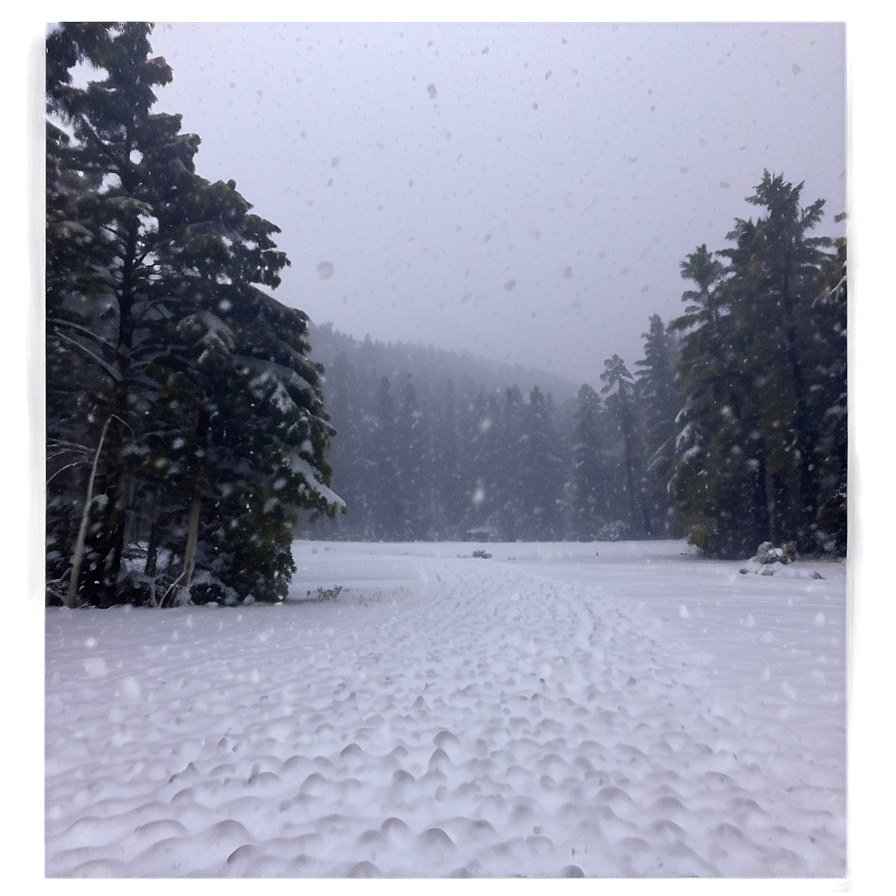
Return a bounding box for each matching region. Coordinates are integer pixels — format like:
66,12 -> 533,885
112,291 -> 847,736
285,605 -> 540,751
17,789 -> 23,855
466,391 -> 501,538
47,23 -> 202,604
370,377 -> 405,540
726,172 -> 834,548
46,23 -> 340,605
169,289 -> 339,603
668,242 -> 767,556
494,386 -> 527,540
600,356 -> 652,536
809,234 -> 848,553
635,315 -> 682,535
317,350 -> 371,539
571,384 -> 605,540
431,378 -> 464,539
396,378 -> 428,539
668,173 -> 842,557
521,387 -> 564,540
45,132 -> 111,596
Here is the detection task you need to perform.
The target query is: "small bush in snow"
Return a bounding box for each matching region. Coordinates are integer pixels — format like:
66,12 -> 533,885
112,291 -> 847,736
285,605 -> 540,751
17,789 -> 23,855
753,541 -> 797,565
308,585 -> 345,601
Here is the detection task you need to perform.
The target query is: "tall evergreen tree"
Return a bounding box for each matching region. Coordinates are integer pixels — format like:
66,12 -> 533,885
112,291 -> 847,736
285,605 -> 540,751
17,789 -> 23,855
600,356 -> 652,536
521,387 -> 564,540
396,378 -> 428,539
635,315 -> 681,535
319,351 -> 372,539
45,135 -> 111,594
46,23 -> 339,605
370,377 -> 405,539
571,384 -> 606,540
668,173 -> 842,557
726,172 -> 833,547
466,391 -> 502,537
167,290 -> 339,603
669,241 -> 768,556
47,23 -> 204,603
494,386 -> 527,540
431,378 -> 464,538
809,234 -> 848,553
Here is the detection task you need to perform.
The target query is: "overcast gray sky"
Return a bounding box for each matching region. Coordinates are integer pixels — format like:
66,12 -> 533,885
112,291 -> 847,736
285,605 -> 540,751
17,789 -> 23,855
145,21 -> 845,385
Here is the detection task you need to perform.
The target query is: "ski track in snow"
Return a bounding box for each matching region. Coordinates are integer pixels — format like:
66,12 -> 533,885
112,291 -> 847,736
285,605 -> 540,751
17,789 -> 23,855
45,540 -> 847,878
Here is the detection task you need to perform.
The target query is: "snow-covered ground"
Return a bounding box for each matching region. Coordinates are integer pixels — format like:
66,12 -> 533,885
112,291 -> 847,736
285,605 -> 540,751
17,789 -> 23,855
45,540 -> 847,879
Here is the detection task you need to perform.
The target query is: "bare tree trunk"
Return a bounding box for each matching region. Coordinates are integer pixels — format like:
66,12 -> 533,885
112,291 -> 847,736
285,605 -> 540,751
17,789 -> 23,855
144,494 -> 161,577
174,494 -> 202,606
65,416 -> 112,608
94,219 -> 139,606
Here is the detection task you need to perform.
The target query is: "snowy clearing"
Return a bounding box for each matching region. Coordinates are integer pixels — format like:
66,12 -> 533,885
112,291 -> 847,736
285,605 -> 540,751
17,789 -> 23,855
45,540 -> 847,878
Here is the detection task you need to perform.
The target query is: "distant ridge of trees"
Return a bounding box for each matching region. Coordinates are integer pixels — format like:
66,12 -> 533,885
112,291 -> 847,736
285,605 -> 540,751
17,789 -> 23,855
308,323 -> 677,544
310,324 -> 582,406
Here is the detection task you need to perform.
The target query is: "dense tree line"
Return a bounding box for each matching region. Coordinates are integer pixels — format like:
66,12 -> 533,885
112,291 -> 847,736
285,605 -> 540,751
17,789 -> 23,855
311,173 -> 845,559
45,24 -> 341,607
310,325 -> 677,543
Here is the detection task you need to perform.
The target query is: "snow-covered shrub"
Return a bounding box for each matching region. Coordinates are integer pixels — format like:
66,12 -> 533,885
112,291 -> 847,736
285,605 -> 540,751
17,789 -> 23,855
753,541 -> 797,565
307,585 -> 345,601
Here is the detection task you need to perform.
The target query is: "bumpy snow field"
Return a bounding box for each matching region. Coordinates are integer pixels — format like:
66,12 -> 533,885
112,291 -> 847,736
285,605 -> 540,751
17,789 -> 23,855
45,540 -> 847,878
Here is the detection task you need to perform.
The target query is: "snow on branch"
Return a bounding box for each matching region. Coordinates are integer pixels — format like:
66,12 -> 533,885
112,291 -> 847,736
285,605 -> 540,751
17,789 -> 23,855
815,271 -> 847,307
51,328 -> 122,382
237,356 -> 319,408
289,453 -> 345,510
188,310 -> 235,346
49,317 -> 118,352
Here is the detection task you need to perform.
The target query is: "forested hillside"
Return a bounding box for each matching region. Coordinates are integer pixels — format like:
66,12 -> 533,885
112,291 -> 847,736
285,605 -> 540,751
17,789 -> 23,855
309,322 -> 680,543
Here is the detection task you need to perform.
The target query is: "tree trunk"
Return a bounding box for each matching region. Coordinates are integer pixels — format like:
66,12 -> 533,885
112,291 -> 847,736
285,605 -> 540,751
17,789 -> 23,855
175,493 -> 202,606
622,430 -> 639,534
96,417 -> 128,604
95,219 -> 140,606
617,396 -> 648,537
637,485 -> 653,537
65,416 -> 111,608
779,268 -> 817,547
144,494 -> 162,578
